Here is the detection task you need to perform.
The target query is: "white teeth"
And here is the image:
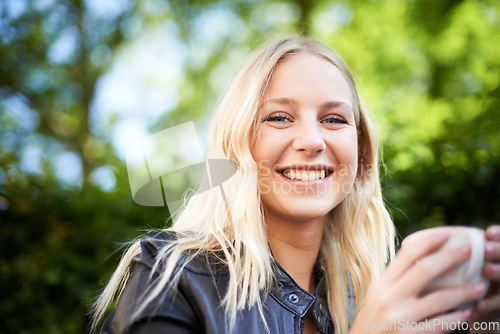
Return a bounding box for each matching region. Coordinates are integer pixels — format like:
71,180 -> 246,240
281,169 -> 329,181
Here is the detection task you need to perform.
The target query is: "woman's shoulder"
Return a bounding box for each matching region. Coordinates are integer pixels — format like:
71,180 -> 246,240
135,230 -> 229,276
135,229 -> 173,259
101,231 -> 229,333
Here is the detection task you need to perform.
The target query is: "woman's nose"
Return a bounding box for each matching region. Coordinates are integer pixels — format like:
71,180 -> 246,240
291,120 -> 326,155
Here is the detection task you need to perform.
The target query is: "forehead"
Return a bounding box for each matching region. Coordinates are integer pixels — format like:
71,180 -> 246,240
264,53 -> 353,107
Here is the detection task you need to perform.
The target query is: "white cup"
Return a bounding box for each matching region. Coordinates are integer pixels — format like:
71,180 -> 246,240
422,227 -> 490,306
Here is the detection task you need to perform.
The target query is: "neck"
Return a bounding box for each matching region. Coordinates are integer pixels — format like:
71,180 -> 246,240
266,214 -> 326,294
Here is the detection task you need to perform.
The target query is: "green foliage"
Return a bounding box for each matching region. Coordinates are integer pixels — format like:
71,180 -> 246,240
0,168 -> 167,333
1,0 -> 499,332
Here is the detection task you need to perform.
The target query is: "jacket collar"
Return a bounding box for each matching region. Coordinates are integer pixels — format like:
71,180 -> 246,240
148,231 -> 336,333
269,259 -> 335,333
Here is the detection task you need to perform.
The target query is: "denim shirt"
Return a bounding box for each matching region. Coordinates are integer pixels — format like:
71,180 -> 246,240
101,231 -> 356,334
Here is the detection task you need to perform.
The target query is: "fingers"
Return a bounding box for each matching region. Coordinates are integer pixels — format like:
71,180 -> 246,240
483,259 -> 500,281
475,293 -> 500,318
485,242 -> 500,262
403,308 -> 472,334
485,225 -> 500,242
470,225 -> 500,325
412,284 -> 487,321
485,225 -> 500,262
360,308 -> 472,334
383,229 -> 450,283
483,229 -> 500,281
396,244 -> 472,296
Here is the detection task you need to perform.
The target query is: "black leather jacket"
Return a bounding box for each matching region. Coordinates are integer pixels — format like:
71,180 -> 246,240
101,231 -> 356,334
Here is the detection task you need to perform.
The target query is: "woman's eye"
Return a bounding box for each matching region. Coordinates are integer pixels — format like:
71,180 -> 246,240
263,113 -> 290,123
322,116 -> 348,124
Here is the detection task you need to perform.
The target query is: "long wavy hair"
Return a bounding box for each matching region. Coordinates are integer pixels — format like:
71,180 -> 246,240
92,37 -> 396,334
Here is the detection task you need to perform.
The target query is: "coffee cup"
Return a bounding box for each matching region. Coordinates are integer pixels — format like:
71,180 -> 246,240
422,226 -> 490,306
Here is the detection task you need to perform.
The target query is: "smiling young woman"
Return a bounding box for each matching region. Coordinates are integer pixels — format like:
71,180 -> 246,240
253,53 -> 358,224
92,37 -> 500,334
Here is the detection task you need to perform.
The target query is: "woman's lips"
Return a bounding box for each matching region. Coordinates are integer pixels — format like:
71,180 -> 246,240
274,164 -> 334,182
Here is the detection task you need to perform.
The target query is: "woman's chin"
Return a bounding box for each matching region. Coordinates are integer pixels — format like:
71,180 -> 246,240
265,200 -> 337,224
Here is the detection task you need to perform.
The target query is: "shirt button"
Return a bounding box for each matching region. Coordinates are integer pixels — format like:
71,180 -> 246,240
289,293 -> 299,303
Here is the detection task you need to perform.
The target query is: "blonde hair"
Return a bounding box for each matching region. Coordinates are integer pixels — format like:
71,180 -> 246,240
91,37 -> 396,334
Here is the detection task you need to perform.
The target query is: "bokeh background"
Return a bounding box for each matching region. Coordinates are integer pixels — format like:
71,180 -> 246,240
1,0 -> 499,332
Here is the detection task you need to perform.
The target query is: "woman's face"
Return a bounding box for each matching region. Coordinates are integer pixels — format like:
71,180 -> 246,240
252,53 -> 358,224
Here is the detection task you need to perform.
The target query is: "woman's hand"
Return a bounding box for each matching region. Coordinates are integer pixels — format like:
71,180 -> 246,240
350,228 -> 487,334
469,225 -> 500,334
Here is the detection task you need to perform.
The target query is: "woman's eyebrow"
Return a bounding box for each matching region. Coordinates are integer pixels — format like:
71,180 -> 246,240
261,98 -> 351,108
259,97 -> 297,108
259,98 -> 353,114
319,101 -> 353,112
